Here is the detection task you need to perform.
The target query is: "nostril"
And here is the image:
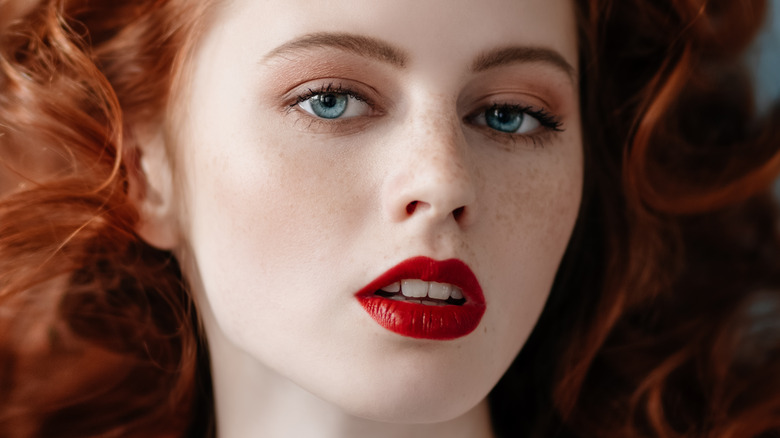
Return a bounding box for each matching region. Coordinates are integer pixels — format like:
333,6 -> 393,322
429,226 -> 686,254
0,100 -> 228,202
453,206 -> 465,221
405,201 -> 467,220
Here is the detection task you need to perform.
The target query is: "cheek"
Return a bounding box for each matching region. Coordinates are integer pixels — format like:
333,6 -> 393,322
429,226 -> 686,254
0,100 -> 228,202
178,126 -> 375,342
191,135 -> 361,260
475,143 -> 582,356
496,161 -> 581,244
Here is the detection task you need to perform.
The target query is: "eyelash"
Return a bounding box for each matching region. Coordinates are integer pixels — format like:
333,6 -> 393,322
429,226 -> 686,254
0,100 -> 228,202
288,83 -> 564,146
284,83 -> 374,132
486,104 -> 563,132
291,83 -> 371,109
468,103 -> 564,147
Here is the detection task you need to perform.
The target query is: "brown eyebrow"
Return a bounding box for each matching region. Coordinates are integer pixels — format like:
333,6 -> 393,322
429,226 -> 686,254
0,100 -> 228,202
262,32 -> 408,68
263,33 -> 576,83
471,46 -> 576,81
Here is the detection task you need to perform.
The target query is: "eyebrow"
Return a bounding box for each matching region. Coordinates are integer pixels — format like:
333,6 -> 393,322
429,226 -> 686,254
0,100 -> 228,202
471,46 -> 576,81
262,32 -> 576,82
262,32 -> 408,68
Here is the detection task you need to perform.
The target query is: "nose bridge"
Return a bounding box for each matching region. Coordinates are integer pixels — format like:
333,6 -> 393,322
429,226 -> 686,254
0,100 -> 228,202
382,107 -> 477,225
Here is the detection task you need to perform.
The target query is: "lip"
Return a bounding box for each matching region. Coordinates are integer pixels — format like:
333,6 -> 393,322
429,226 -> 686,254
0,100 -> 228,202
355,256 -> 486,340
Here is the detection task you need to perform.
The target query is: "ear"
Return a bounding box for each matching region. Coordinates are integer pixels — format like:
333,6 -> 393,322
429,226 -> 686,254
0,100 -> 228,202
127,128 -> 180,250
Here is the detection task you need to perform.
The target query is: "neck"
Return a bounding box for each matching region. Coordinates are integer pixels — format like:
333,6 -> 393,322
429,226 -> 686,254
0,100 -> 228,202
203,315 -> 495,438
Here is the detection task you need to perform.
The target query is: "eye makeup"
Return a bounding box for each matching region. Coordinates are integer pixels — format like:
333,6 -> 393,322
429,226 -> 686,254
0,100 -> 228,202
292,83 -> 375,117
263,51 -> 575,147
282,85 -> 566,147
279,80 -> 385,135
464,102 -> 564,147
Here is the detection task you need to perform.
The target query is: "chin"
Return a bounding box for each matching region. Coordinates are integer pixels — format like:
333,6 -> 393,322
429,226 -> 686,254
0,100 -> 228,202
341,394 -> 482,424
311,365 -> 493,424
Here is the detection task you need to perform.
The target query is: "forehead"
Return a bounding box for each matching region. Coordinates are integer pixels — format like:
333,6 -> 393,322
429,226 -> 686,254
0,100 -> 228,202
208,0 -> 578,72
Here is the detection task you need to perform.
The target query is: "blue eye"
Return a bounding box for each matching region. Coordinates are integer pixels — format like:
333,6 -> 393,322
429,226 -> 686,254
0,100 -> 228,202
486,107 -> 524,132
298,92 -> 370,119
476,105 -> 541,134
304,93 -> 347,119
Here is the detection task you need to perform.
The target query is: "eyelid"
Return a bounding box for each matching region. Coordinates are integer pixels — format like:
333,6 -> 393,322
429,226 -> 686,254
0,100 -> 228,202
282,79 -> 382,111
297,93 -> 371,119
465,103 -> 563,132
280,80 -> 385,135
462,101 -> 565,148
469,105 -> 539,134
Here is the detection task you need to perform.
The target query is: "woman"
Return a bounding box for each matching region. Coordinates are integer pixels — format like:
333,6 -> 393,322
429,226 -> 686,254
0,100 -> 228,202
1,0 -> 778,436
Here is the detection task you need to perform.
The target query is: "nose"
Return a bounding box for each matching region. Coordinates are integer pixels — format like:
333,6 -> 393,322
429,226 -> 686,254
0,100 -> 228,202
381,114 -> 477,227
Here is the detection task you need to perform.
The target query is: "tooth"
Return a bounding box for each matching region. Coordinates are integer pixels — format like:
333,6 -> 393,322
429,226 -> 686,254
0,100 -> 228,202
428,282 -> 452,300
450,287 -> 464,300
382,282 -> 401,293
401,279 -> 428,298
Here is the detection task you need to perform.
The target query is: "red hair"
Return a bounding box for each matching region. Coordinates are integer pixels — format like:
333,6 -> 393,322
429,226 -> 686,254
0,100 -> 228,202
1,0 -> 779,437
544,0 -> 780,436
491,1 -> 780,437
0,0 -> 214,435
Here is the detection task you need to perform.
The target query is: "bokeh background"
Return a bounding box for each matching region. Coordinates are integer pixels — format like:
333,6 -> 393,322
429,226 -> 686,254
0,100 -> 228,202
749,0 -> 779,193
751,0 -> 780,113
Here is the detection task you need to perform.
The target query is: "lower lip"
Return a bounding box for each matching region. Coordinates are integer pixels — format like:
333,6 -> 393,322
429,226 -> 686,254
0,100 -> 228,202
355,258 -> 486,340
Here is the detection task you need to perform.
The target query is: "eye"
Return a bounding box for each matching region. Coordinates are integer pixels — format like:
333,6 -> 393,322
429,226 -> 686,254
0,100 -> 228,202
298,92 -> 370,119
471,105 -> 542,134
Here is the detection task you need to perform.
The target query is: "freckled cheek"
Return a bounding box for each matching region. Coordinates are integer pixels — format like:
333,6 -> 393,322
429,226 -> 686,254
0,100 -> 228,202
475,156 -> 582,354
491,164 -> 580,241
479,154 -> 582,292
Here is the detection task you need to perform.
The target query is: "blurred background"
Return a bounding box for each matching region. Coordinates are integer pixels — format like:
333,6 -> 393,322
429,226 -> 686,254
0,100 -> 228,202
751,0 -> 780,113
750,0 -> 779,194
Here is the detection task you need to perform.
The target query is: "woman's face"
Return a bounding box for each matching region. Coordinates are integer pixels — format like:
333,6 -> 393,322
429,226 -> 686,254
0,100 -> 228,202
165,0 -> 581,423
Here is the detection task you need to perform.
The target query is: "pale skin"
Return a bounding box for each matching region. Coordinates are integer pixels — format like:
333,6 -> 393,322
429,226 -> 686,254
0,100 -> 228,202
134,0 -> 583,437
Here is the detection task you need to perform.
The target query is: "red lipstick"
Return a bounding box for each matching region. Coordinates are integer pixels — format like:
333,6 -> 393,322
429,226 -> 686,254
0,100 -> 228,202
355,257 -> 486,340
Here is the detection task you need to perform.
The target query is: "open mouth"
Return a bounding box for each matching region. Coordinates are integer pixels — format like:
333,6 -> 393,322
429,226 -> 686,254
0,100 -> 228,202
374,280 -> 466,306
356,256 -> 485,340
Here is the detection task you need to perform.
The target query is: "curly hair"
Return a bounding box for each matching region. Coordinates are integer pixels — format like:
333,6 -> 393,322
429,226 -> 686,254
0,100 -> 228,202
491,1 -> 780,437
1,0 -> 778,437
0,1 -> 214,435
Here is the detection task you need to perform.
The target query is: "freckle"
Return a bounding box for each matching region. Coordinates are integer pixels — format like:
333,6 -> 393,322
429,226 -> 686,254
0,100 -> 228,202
483,326 -> 487,334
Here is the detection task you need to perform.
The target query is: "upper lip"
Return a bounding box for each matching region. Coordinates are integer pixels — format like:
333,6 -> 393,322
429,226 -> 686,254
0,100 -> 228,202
354,256 -> 485,306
